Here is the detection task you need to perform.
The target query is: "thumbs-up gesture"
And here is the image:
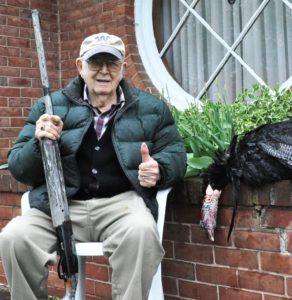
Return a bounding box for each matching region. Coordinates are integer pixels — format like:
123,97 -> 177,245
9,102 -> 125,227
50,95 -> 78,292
138,142 -> 161,188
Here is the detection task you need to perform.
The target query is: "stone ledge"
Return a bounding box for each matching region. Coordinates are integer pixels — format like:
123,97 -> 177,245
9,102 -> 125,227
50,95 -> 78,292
170,177 -> 292,208
1,169 -> 292,208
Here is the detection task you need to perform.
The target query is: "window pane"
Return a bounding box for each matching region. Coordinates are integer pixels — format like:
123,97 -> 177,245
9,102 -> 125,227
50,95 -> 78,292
154,0 -> 292,103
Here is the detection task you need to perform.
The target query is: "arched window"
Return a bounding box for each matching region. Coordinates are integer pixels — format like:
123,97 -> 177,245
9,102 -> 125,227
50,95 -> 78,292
135,0 -> 292,109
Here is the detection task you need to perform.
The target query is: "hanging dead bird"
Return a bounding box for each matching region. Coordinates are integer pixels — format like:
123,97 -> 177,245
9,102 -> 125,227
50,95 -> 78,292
200,119 -> 292,241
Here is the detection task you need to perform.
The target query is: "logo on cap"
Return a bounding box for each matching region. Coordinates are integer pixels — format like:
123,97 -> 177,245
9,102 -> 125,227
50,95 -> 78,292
80,33 -> 125,61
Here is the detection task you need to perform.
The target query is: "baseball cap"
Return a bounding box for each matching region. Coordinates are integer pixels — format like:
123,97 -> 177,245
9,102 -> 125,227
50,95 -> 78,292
79,33 -> 125,61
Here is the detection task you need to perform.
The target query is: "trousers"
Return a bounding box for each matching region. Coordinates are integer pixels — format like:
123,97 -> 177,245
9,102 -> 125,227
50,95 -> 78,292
0,191 -> 165,300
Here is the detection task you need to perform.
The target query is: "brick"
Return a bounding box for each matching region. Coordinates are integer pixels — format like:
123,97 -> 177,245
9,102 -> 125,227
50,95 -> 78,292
264,296 -> 291,300
2,25 -> 19,37
31,1 -> 54,13
7,0 -> 30,8
165,205 -> 173,223
9,76 -> 32,87
163,223 -> 191,243
287,277 -> 292,296
12,206 -> 21,217
213,227 -> 232,245
84,278 -> 95,296
0,118 -> 9,127
7,37 -> 30,48
162,259 -> 195,280
239,270 -> 284,294
91,255 -> 109,265
47,270 -> 64,289
0,128 -> 20,138
219,287 -> 262,300
20,68 -> 40,78
0,207 -> 13,219
0,192 -> 20,206
163,240 -> 174,259
0,35 -> 6,46
0,5 -> 19,16
179,280 -> 217,300
0,76 -> 8,86
196,264 -> 237,287
262,208 -> 292,229
177,176 -> 204,205
261,252 -> 292,274
217,207 -> 234,227
9,97 -> 31,107
191,224 -> 216,245
0,66 -> 20,77
20,47 -> 38,59
94,281 -> 112,299
271,181 -> 292,206
0,97 -> 8,106
162,276 -> 178,296
173,203 -> 200,224
0,88 -> 20,97
86,263 -> 109,281
0,56 -> 7,66
234,230 -> 280,251
0,107 -> 22,117
0,14 -> 6,25
215,247 -> 259,270
0,139 -> 9,148
8,57 -> 31,68
235,207 -> 259,228
10,117 -> 25,127
174,242 -> 213,264
20,87 -> 42,98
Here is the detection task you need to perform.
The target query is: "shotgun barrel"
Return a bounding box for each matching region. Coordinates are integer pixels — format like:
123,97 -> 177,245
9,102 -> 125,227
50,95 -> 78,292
31,9 -> 78,299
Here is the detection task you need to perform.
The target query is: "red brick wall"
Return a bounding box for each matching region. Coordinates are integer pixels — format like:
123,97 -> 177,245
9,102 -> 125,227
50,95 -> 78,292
0,0 -> 152,165
1,1 -> 292,300
1,176 -> 292,299
0,0 -> 60,164
163,178 -> 292,300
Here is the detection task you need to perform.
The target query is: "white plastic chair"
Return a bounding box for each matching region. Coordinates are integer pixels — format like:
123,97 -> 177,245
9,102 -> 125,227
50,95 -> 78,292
21,187 -> 172,300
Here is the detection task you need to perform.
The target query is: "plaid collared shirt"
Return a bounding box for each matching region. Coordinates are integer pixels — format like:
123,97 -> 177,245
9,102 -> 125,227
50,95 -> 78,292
84,85 -> 125,140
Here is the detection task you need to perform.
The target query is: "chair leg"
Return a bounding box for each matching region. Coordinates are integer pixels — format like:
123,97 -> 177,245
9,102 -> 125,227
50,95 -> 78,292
148,264 -> 164,300
75,256 -> 86,300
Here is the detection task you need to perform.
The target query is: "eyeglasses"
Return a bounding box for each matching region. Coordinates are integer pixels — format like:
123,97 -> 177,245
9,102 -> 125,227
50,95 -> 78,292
85,58 -> 122,72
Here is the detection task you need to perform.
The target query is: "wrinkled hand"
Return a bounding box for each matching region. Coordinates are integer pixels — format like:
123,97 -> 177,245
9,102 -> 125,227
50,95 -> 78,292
138,142 -> 160,188
35,114 -> 63,141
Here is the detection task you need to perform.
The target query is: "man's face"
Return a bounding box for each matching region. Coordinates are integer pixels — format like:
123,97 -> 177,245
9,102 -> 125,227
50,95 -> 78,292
76,53 -> 125,99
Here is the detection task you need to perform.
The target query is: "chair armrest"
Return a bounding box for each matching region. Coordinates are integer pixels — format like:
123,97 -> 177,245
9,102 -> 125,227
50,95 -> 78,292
21,191 -> 31,215
156,187 -> 172,242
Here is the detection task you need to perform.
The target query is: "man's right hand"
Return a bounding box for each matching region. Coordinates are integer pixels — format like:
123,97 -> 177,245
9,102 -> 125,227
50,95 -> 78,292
35,114 -> 63,141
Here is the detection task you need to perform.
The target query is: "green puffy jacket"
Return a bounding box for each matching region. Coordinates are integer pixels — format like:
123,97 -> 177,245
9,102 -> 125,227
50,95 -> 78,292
8,76 -> 187,220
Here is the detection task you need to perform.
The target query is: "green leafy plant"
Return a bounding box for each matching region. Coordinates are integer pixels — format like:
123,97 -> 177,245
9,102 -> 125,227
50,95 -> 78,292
171,99 -> 234,177
172,84 -> 292,177
232,84 -> 292,136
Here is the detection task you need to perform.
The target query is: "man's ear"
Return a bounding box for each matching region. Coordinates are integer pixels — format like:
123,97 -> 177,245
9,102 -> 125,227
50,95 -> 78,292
122,61 -> 127,69
120,61 -> 127,80
76,58 -> 83,74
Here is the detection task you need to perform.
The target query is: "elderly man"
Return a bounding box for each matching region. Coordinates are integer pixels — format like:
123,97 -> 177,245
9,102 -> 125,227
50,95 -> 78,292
0,33 -> 186,300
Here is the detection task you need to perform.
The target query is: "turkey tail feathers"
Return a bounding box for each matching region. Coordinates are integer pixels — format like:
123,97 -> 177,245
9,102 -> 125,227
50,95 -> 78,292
258,142 -> 292,168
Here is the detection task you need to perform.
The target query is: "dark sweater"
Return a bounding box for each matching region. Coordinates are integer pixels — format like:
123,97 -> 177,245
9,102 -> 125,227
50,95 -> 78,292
73,118 -> 133,200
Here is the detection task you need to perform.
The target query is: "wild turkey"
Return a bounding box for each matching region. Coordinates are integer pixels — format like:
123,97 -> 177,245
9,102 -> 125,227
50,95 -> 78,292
201,119 -> 292,241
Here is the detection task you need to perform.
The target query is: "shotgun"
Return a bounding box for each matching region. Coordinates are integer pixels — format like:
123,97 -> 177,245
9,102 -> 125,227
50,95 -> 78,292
31,9 -> 78,300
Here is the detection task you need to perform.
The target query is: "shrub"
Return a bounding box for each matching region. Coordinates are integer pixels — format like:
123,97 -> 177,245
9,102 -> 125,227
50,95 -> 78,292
172,84 -> 292,177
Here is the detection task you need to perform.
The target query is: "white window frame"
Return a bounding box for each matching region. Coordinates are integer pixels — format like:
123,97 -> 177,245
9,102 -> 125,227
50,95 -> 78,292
134,0 -> 292,110
134,0 -> 196,110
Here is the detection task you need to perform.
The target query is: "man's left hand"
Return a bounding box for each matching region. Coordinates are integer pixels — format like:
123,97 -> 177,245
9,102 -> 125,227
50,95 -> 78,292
138,143 -> 160,188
